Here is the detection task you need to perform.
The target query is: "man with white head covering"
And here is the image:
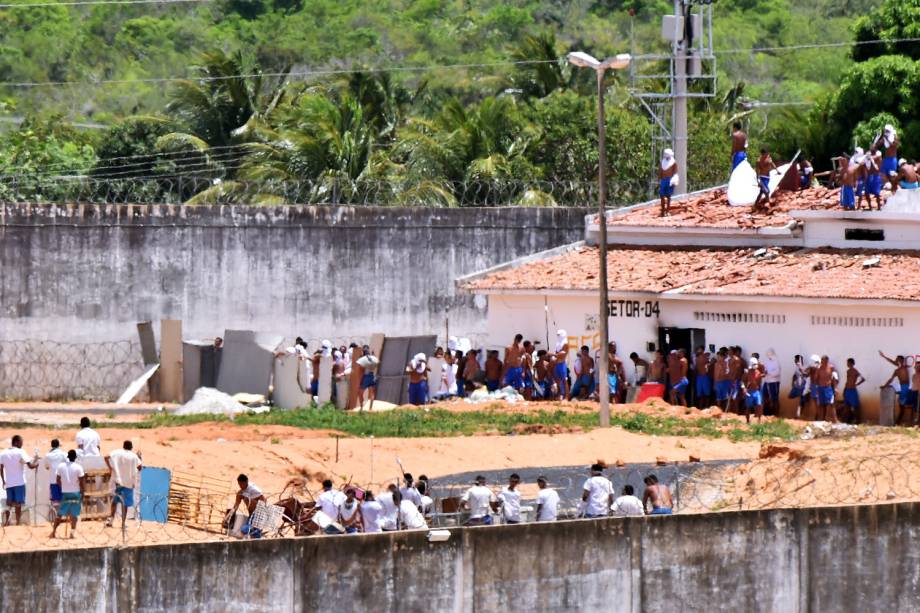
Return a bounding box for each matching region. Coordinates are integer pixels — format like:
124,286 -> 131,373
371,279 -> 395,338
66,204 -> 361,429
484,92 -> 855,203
406,353 -> 429,405
852,147 -> 868,206
321,340 -> 333,357
762,349 -> 782,416
872,124 -> 900,190
741,357 -> 764,424
551,330 -> 570,399
658,148 -> 678,217
862,151 -> 883,210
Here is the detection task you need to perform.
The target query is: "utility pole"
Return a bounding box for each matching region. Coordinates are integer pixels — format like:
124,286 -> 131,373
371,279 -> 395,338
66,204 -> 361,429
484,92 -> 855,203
672,0 -> 688,196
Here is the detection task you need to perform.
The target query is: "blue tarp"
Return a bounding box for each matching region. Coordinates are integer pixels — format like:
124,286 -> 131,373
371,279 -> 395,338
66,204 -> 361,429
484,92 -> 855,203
139,467 -> 171,523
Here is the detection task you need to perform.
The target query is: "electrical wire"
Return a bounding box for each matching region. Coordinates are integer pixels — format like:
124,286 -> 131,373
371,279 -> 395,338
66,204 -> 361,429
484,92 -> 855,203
0,0 -> 210,7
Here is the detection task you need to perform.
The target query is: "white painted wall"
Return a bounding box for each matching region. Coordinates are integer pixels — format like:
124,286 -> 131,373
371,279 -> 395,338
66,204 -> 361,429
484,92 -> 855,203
486,291 -> 920,421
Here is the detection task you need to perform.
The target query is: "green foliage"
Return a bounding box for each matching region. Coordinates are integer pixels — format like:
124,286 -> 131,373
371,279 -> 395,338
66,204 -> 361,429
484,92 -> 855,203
853,0 -> 920,62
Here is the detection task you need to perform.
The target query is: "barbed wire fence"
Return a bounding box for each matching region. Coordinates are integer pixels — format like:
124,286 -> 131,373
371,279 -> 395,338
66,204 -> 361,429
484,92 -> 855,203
2,452 -> 920,550
0,176 -> 646,207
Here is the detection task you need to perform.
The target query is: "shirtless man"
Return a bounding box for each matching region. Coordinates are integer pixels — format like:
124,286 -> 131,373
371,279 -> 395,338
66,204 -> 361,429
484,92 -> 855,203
837,156 -> 857,210
310,350 -> 322,400
533,349 -> 549,399
813,355 -> 839,423
521,341 -> 535,400
642,475 -> 673,515
741,357 -> 764,424
898,160 -> 919,190
649,350 -> 667,385
871,124 -> 900,192
484,350 -> 503,392
552,330 -> 570,400
843,358 -> 865,424
659,148 -> 678,217
570,346 -> 595,400
861,152 -> 883,210
670,349 -> 689,406
713,348 -> 731,411
731,122 -> 748,172
753,149 -> 777,212
629,352 -> 649,385
853,148 -> 869,209
728,347 -> 745,413
503,334 -> 525,391
608,343 -> 626,403
880,351 -> 912,424
464,350 -> 481,391
406,353 -> 430,405
694,346 -> 713,408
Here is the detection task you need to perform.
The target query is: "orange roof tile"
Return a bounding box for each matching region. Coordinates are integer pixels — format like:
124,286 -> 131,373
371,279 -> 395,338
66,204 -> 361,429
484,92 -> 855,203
463,246 -> 920,302
605,186 -> 844,229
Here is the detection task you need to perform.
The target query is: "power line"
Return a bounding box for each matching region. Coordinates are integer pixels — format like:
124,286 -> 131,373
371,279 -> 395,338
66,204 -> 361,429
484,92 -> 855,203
0,0 -> 210,7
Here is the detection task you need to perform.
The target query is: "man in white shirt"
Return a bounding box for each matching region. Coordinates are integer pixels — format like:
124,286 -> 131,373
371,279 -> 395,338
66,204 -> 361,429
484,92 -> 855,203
535,476 -> 560,522
396,490 -> 427,530
225,474 -> 266,537
611,485 -> 645,517
317,479 -> 346,522
377,484 -> 399,531
360,490 -> 384,533
76,417 -> 101,457
400,473 -> 423,510
337,488 -> 363,534
105,440 -> 143,528
581,464 -> 614,518
498,473 -> 522,524
0,435 -> 39,526
51,449 -> 85,538
762,349 -> 782,416
43,439 -> 68,512
416,475 -> 434,517
461,475 -> 496,526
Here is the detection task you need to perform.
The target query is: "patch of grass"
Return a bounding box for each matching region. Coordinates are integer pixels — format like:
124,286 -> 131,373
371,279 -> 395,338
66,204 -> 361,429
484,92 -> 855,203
124,405 -> 798,442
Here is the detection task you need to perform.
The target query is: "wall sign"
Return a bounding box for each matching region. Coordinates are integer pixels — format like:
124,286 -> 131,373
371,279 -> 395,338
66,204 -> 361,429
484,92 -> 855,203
607,299 -> 660,318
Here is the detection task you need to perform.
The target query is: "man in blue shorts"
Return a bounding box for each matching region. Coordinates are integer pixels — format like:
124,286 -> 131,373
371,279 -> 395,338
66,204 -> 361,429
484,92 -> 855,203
552,330 -> 570,400
872,124 -> 900,191
569,346 -> 595,400
731,123 -> 747,171
0,435 -> 39,526
356,345 -> 380,410
813,355 -> 839,422
742,358 -> 764,424
502,334 -> 525,390
659,148 -> 678,217
51,449 -> 85,539
43,439 -> 67,518
837,156 -> 857,210
713,348 -> 732,411
861,152 -> 883,210
753,149 -> 777,212
106,440 -> 143,528
843,358 -> 865,424
693,347 -> 713,408
669,349 -> 689,406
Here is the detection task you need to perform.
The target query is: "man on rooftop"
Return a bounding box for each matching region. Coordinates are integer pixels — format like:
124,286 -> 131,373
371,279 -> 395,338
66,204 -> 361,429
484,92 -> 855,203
659,148 -> 678,217
753,149 -> 777,213
731,122 -> 747,171
871,124 -> 900,191
898,160 -> 918,190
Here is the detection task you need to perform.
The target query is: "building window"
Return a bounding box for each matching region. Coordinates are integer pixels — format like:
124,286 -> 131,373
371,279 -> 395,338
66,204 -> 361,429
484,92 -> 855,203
810,315 -> 904,327
694,311 -> 786,324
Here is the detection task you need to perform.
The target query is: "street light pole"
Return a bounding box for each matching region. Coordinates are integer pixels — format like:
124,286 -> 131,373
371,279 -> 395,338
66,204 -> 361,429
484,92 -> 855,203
568,51 -> 630,428
595,68 -> 611,428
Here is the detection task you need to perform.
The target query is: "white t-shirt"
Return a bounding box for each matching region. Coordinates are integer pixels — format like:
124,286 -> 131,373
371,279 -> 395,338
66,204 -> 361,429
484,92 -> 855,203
398,499 -> 426,529
56,461 -> 85,494
462,485 -> 495,519
420,495 -> 434,516
76,428 -> 101,456
361,500 -> 384,533
611,495 -> 645,517
43,448 -> 67,477
240,484 -> 263,501
377,491 -> 398,530
0,447 -> 31,488
108,449 -> 142,488
338,499 -> 360,523
764,357 -> 782,384
357,355 -> 379,375
582,475 -> 613,517
536,488 -> 560,521
318,489 -> 346,519
499,487 -> 521,522
400,486 -> 422,509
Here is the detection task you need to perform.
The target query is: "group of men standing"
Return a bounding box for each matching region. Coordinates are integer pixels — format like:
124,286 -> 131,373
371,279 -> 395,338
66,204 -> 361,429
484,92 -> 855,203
0,417 -> 142,539
837,125 -> 918,210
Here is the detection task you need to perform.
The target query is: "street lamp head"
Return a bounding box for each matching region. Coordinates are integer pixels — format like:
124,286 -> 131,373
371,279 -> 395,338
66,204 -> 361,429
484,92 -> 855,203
567,51 -> 601,69
601,53 -> 632,70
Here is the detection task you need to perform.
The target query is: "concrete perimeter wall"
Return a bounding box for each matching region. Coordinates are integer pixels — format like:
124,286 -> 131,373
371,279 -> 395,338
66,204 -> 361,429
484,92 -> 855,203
2,502 -> 919,612
0,204 -> 585,344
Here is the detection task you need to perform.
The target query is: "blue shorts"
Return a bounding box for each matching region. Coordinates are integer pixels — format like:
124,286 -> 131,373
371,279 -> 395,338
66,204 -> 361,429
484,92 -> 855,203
899,383 -> 911,407
310,380 -> 318,397
672,377 -> 689,394
758,175 -> 770,195
855,178 -> 866,196
732,151 -> 746,171
360,373 -> 377,390
486,379 -> 500,392
695,375 -> 712,397
902,181 -> 920,190
607,373 -> 618,393
5,485 -> 25,505
715,380 -> 733,402
882,156 -> 898,177
746,390 -> 763,408
60,493 -> 81,518
50,483 -> 62,503
408,380 -> 428,405
867,174 -> 882,196
571,374 -> 594,398
659,178 -> 673,198
800,174 -> 811,188
115,486 -> 134,508
815,385 -> 834,405
456,377 -> 466,398
504,366 -> 524,390
843,388 -> 860,408
650,507 -> 673,515
840,185 -> 855,209
554,362 -> 569,396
